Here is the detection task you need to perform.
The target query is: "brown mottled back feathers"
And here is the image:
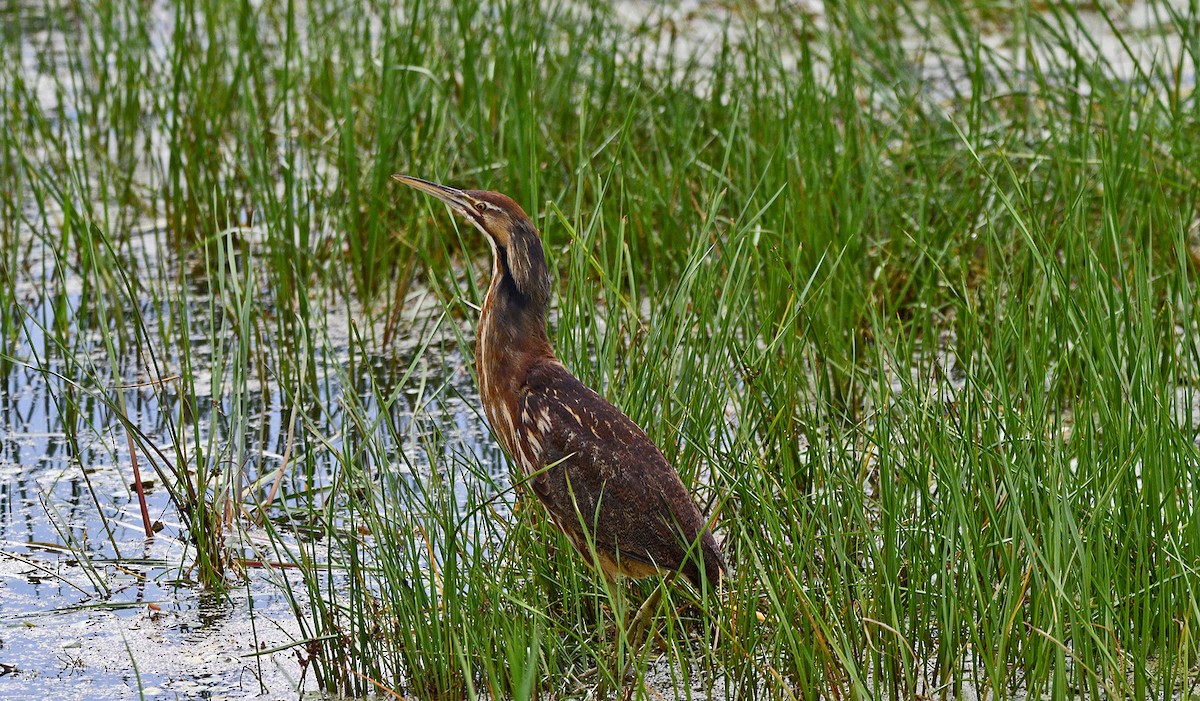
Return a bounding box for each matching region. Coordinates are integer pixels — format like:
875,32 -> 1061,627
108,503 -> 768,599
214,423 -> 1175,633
519,360 -> 725,587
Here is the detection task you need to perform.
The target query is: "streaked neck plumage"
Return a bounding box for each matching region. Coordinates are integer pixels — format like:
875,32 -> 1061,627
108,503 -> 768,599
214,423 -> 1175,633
475,218 -> 555,454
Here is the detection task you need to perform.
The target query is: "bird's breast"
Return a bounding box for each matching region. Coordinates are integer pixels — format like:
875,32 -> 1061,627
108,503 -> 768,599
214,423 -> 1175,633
476,328 -> 544,479
480,388 -> 546,479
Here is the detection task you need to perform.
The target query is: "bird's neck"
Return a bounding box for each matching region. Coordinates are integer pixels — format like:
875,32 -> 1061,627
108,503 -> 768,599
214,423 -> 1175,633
476,262 -> 555,419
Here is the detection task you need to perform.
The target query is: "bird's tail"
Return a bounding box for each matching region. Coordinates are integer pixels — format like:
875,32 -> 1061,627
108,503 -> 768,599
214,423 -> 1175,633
684,530 -> 726,589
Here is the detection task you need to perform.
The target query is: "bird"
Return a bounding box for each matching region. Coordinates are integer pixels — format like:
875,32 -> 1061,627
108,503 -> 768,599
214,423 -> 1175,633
393,175 -> 726,590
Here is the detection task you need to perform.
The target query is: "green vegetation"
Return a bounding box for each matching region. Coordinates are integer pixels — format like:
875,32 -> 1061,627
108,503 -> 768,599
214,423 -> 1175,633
2,0 -> 1198,698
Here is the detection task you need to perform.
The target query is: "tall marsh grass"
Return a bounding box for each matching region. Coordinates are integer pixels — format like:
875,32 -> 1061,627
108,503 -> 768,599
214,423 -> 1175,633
2,0 -> 1198,698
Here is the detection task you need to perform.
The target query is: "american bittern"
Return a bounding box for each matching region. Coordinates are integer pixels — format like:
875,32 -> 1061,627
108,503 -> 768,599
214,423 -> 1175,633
394,175 -> 725,589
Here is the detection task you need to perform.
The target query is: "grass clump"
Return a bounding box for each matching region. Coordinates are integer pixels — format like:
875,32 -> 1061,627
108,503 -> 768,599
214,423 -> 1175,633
2,0 -> 1198,698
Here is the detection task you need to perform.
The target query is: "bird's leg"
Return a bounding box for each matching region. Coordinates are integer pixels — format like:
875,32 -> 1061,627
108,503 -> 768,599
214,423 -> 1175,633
626,585 -> 664,650
595,576 -> 625,701
608,584 -> 665,699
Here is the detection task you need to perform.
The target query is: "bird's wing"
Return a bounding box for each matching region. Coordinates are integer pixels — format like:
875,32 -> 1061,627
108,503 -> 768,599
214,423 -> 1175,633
520,361 -> 720,582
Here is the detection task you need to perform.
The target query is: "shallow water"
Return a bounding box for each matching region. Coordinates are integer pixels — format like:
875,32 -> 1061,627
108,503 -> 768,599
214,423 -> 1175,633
0,379 -> 308,700
0,273 -> 502,698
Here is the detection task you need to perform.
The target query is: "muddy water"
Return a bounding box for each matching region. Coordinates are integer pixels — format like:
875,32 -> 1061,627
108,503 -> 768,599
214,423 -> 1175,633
0,277 -> 500,699
1,317 -> 314,698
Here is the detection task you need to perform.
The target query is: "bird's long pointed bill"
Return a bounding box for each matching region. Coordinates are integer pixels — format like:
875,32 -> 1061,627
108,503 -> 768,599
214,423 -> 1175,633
392,174 -> 471,212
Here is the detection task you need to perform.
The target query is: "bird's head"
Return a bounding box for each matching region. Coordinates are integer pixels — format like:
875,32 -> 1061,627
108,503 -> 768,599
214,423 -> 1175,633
394,174 -> 550,312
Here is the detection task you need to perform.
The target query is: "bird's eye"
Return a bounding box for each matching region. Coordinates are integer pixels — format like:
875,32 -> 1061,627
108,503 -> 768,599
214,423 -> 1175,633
474,202 -> 487,213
